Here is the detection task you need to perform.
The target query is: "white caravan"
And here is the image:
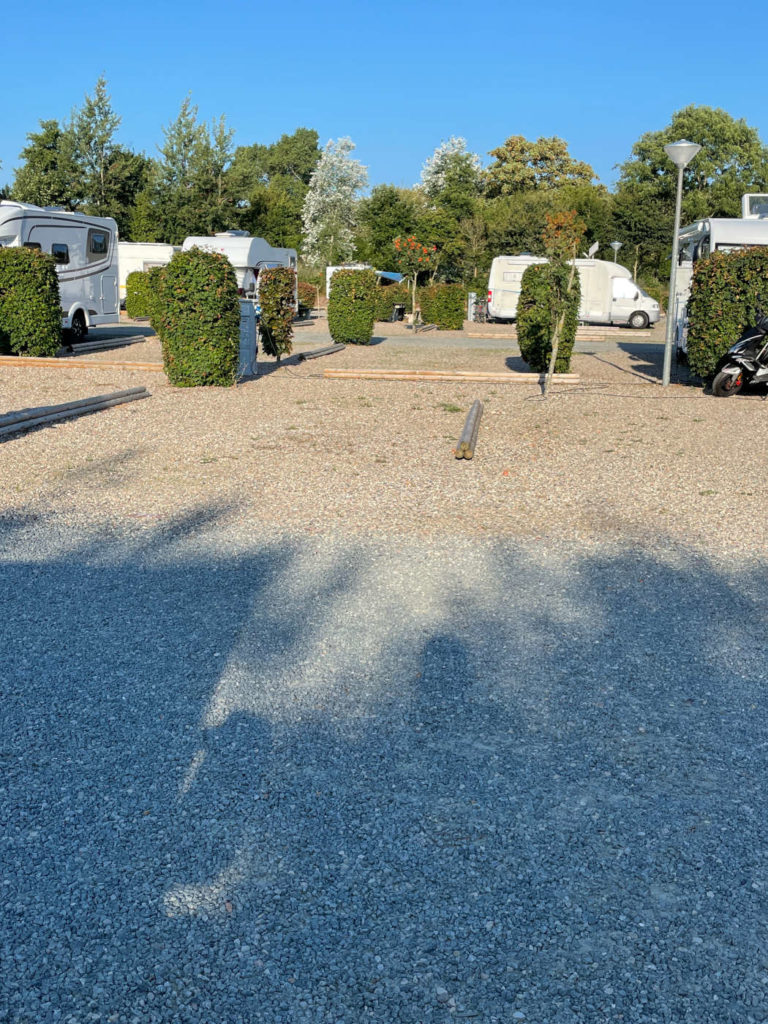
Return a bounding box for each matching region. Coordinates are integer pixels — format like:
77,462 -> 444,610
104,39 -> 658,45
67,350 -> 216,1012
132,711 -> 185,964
118,241 -> 179,307
674,194 -> 768,354
0,201 -> 119,338
182,232 -> 298,309
487,255 -> 660,329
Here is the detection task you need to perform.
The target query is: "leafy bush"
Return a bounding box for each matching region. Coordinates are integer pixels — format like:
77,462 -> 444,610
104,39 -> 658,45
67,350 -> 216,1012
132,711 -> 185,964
0,247 -> 62,356
517,262 -> 580,373
374,283 -> 409,321
686,247 -> 768,380
297,280 -> 317,314
259,267 -> 296,358
158,249 -> 240,387
327,269 -> 377,344
418,284 -> 466,330
125,270 -> 152,319
145,266 -> 167,340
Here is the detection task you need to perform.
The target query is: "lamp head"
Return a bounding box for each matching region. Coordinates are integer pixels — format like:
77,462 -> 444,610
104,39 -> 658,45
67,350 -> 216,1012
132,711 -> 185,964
664,140 -> 702,169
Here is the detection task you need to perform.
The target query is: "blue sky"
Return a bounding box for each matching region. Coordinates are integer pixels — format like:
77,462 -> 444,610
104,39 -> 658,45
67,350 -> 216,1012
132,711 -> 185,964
2,0 -> 765,192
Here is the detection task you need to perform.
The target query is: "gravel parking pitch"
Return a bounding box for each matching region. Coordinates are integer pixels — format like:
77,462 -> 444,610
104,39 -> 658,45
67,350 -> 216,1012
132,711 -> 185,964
1,518 -> 767,1024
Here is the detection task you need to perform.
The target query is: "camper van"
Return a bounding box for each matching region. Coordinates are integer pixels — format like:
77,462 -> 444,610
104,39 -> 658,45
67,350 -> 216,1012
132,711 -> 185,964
487,255 -> 660,329
118,241 -> 179,307
674,195 -> 768,354
0,201 -> 119,338
182,232 -> 298,309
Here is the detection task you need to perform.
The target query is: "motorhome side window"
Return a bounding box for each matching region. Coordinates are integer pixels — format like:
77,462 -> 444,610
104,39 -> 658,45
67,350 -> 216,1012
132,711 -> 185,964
88,229 -> 109,260
23,241 -> 42,250
51,243 -> 69,264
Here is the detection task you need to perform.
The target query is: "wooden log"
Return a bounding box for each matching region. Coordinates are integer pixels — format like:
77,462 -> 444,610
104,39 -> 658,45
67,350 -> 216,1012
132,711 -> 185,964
297,343 -> 346,362
324,369 -> 579,384
0,355 -> 163,371
457,400 -> 483,457
0,388 -> 150,437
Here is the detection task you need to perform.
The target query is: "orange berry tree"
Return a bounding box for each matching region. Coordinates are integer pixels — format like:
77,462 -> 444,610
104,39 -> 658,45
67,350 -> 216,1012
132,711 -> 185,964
393,236 -> 437,322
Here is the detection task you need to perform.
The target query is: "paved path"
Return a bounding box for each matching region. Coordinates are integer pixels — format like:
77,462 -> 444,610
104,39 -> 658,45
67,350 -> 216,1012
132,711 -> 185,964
1,520 -> 765,1023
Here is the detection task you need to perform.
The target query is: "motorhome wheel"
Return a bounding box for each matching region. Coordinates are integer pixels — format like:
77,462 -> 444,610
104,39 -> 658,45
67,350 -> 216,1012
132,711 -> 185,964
69,311 -> 88,341
628,311 -> 649,329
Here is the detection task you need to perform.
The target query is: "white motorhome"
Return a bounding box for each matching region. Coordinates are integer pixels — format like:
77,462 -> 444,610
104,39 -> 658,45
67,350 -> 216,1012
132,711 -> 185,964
487,255 -> 660,329
674,194 -> 768,354
0,201 -> 119,338
118,241 -> 179,307
182,232 -> 298,309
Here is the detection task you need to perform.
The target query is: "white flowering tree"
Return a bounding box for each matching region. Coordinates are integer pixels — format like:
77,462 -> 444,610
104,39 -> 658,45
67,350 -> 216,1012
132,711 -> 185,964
301,137 -> 368,267
419,137 -> 482,200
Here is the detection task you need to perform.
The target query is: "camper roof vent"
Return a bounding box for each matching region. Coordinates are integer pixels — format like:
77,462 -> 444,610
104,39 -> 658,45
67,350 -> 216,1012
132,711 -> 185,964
742,194 -> 768,219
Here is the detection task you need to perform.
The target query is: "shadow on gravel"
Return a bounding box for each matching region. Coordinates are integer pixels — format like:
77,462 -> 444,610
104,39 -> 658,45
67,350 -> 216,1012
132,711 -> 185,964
1,517 -> 767,1023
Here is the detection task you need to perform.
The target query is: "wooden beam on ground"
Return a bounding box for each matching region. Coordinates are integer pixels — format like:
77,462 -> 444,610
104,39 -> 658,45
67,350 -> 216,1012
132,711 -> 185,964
0,388 -> 151,437
297,343 -> 346,361
0,356 -> 164,372
456,400 -> 483,460
324,368 -> 579,384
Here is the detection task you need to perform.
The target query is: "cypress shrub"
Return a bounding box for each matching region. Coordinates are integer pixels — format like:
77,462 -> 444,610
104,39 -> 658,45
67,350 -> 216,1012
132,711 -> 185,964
327,269 -> 377,344
158,249 -> 240,387
686,247 -> 768,380
125,270 -> 153,319
418,284 -> 466,330
517,263 -> 580,373
259,267 -> 296,358
0,248 -> 62,356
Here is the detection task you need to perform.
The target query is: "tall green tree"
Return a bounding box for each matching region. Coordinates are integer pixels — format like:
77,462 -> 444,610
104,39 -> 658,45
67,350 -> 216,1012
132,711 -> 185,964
485,136 -> 595,197
614,105 -> 768,277
354,185 -> 419,268
416,138 -> 484,280
230,127 -> 320,248
72,76 -> 121,216
11,120 -> 79,208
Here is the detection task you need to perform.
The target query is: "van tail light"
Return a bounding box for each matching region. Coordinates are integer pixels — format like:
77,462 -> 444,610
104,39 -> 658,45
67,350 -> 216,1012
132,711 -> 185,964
487,290 -> 493,303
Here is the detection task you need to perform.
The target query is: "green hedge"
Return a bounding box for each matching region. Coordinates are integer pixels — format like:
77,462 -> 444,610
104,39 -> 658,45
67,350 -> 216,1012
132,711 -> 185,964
374,283 -> 411,321
327,269 -> 377,344
517,263 -> 580,373
686,247 -> 768,380
158,249 -> 240,387
418,284 -> 466,330
125,270 -> 152,319
297,280 -> 316,314
259,266 -> 296,358
0,248 -> 62,356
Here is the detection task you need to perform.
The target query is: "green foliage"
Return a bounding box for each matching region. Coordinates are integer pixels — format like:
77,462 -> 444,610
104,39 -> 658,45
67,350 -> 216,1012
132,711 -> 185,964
374,282 -> 410,320
355,185 -> 419,268
158,249 -> 240,386
125,270 -> 152,318
517,263 -> 580,373
0,248 -> 62,356
297,280 -> 317,315
485,136 -> 595,197
686,247 -> 768,380
11,120 -> 79,208
327,269 -> 377,344
259,267 -> 296,358
418,284 -> 466,329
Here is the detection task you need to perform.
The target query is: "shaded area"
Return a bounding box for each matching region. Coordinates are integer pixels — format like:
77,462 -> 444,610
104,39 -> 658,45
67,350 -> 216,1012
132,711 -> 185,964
1,515 -> 767,1023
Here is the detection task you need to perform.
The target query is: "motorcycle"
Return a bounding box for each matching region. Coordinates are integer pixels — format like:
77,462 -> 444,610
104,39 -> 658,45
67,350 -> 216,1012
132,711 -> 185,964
711,314 -> 768,397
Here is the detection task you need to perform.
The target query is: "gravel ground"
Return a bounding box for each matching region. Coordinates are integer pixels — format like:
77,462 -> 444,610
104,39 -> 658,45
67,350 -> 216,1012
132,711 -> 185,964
1,320 -> 767,1023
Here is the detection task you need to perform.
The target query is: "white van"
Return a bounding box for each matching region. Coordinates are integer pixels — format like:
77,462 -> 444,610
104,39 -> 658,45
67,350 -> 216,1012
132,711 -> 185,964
118,241 -> 179,308
0,201 -> 119,339
487,255 -> 660,329
182,232 -> 298,310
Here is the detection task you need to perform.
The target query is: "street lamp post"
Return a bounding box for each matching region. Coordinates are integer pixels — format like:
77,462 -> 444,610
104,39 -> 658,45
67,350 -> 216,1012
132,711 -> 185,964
662,140 -> 701,387
610,241 -> 622,263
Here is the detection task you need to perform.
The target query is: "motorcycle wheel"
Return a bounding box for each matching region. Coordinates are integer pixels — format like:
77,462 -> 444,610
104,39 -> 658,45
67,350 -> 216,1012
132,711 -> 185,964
712,366 -> 744,397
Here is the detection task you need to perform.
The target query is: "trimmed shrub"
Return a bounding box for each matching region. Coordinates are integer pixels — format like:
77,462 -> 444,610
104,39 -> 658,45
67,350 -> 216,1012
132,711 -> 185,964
125,270 -> 153,319
0,247 -> 62,356
374,282 -> 411,320
297,280 -> 316,314
517,262 -> 580,373
260,267 -> 296,358
145,266 -> 167,340
327,269 -> 377,344
158,249 -> 240,387
687,247 -> 768,380
418,284 -> 466,330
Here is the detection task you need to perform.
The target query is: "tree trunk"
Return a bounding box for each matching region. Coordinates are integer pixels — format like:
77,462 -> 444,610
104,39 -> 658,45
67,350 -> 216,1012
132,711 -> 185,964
544,255 -> 579,398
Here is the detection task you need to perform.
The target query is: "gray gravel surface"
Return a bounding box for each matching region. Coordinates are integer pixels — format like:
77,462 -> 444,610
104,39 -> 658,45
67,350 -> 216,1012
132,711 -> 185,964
2,517 -> 767,1023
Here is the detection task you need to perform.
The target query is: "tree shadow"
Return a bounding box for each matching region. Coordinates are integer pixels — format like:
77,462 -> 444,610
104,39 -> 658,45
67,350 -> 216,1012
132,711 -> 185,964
2,519 -> 767,1022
